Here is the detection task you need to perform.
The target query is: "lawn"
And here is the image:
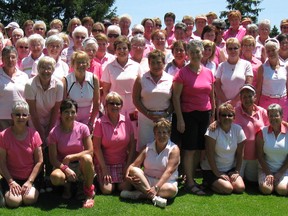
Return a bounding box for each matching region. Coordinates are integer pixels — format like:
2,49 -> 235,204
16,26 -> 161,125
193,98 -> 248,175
1,181 -> 288,216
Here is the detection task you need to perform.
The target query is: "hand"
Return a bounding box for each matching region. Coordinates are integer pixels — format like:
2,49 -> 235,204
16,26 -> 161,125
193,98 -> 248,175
9,181 -> 22,196
208,120 -> 218,132
62,155 -> 72,165
146,186 -> 157,199
21,180 -> 33,196
102,168 -> 112,184
219,173 -> 230,182
64,167 -> 78,182
177,119 -> 185,133
265,174 -> 274,186
229,171 -> 240,182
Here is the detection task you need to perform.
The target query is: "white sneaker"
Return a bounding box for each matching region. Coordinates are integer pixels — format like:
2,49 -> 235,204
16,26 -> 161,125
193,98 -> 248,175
120,190 -> 142,200
152,196 -> 167,208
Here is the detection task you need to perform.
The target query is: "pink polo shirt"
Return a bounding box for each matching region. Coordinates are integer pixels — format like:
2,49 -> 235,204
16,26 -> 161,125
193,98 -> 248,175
173,65 -> 215,112
0,127 -> 42,180
234,104 -> 269,160
93,114 -> 133,165
223,25 -> 246,41
48,121 -> 90,162
94,53 -> 115,71
241,56 -> 262,87
87,58 -> 103,80
165,27 -> 175,47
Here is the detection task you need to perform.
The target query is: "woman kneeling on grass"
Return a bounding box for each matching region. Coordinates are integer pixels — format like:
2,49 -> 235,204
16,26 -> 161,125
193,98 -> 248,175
0,100 -> 43,208
48,99 -> 95,208
120,119 -> 180,208
201,103 -> 246,194
256,103 -> 288,196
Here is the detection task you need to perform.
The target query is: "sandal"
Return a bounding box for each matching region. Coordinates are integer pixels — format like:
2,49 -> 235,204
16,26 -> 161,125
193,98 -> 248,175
83,198 -> 94,208
186,185 -> 206,196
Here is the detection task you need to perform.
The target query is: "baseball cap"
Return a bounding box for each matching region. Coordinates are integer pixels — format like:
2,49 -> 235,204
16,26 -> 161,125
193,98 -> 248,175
5,22 -> 20,29
239,84 -> 256,94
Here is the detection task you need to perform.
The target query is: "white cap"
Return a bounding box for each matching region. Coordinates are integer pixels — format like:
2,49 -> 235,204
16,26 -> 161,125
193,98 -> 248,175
5,22 -> 20,29
239,84 -> 256,94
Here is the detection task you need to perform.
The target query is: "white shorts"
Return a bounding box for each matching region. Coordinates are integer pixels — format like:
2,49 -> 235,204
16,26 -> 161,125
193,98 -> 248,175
258,169 -> 288,186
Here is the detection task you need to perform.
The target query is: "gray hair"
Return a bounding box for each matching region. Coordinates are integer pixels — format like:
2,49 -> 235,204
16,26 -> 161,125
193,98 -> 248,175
12,28 -> 24,37
12,100 -> 29,114
82,37 -> 99,50
45,34 -> 64,49
107,25 -> 121,35
28,33 -> 45,47
15,37 -> 28,48
72,25 -> 88,38
119,14 -> 132,23
187,39 -> 204,52
33,20 -> 47,31
265,38 -> 280,51
132,24 -> 144,33
175,22 -> 187,31
37,56 -> 56,72
267,103 -> 283,117
246,23 -> 258,31
258,19 -> 271,30
131,34 -> 146,46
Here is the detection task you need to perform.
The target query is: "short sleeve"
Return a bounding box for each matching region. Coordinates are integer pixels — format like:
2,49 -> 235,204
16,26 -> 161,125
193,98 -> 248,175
24,79 -> 36,100
80,123 -> 90,138
55,80 -> 64,102
30,128 -> 42,149
47,127 -> 58,146
205,128 -> 217,140
173,68 -> 184,84
237,125 -> 246,143
215,62 -> 224,79
93,119 -> 103,138
101,63 -> 111,83
244,61 -> 253,77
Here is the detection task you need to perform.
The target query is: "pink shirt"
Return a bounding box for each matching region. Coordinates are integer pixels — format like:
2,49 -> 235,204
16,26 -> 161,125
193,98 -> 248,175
93,114 -> 133,165
165,27 -> 175,47
101,59 -> 142,116
24,75 -> 63,127
0,127 -> 42,180
223,25 -> 246,42
173,65 -> 215,112
95,53 -> 115,71
48,121 -> 90,162
87,59 -> 103,80
241,56 -> 262,87
234,104 -> 269,160
0,68 -> 29,120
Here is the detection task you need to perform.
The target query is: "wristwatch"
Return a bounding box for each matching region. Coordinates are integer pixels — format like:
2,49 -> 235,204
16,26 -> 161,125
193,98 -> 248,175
154,185 -> 159,193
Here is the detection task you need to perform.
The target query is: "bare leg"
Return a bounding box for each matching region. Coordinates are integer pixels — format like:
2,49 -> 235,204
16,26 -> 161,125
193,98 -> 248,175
211,179 -> 233,194
231,176 -> 245,194
183,150 -> 196,187
23,187 -> 39,205
4,191 -> 22,208
157,182 -> 178,198
129,166 -> 151,195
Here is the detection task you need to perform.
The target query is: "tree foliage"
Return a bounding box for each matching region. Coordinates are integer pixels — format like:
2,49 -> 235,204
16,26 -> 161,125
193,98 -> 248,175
0,0 -> 117,30
270,25 -> 280,38
220,0 -> 263,23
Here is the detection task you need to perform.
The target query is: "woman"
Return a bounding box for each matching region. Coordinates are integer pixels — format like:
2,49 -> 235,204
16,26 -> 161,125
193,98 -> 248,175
106,25 -> 121,55
141,18 -> 155,46
20,34 -> 45,77
0,46 -> 29,131
165,40 -> 187,77
32,34 -> 69,80
201,103 -> 246,194
172,40 -> 215,195
66,17 -> 81,48
63,51 -> 100,131
277,33 -> 288,64
82,37 -> 103,80
102,36 -> 142,134
223,10 -> 246,42
201,40 -> 217,76
235,84 -> 269,182
151,30 -> 173,64
121,119 -> 180,208
0,100 -> 43,208
256,38 -> 288,121
133,50 -> 173,151
255,19 -> 270,63
92,22 -> 105,38
130,34 -> 149,72
215,37 -> 253,107
61,25 -> 88,66
15,37 -> 29,69
11,28 -> 24,46
48,99 -> 95,208
49,19 -> 63,32
93,92 -> 135,194
241,35 -> 262,87
25,56 -> 63,144
82,16 -> 94,37
256,103 -> 288,196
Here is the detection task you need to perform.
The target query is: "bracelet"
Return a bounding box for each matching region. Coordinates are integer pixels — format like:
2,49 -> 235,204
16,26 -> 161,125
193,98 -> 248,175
28,179 -> 34,184
154,185 -> 159,193
60,164 -> 69,172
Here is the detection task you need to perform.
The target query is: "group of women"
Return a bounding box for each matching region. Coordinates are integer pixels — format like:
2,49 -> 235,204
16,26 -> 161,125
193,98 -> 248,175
1,10 -> 288,210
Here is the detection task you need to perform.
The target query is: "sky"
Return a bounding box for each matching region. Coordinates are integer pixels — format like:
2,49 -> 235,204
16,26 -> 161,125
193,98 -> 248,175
114,0 -> 287,29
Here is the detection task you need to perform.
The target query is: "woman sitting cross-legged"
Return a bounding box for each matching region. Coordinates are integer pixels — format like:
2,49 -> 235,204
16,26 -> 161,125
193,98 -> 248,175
120,119 -> 180,208
201,103 -> 246,194
0,100 -> 43,208
48,99 -> 95,208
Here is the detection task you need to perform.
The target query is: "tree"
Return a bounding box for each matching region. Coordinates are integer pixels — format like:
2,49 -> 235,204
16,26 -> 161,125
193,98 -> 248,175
270,25 -> 280,37
220,0 -> 263,24
0,0 -> 117,30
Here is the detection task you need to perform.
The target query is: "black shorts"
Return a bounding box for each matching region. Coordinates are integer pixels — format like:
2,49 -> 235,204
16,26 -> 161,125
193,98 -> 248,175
1,177 -> 41,193
202,168 -> 235,186
178,110 -> 211,151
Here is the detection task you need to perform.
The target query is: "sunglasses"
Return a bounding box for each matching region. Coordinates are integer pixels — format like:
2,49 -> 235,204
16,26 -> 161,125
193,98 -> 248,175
156,24 -> 162,28
13,113 -> 29,117
108,102 -> 121,106
220,114 -> 234,118
19,46 -> 29,49
133,31 -> 144,35
93,29 -> 104,33
75,36 -> 86,39
108,34 -> 119,38
35,28 -> 44,31
227,47 -> 239,51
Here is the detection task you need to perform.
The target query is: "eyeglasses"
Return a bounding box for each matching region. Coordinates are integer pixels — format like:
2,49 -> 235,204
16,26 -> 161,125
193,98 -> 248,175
13,113 -> 29,117
19,46 -> 29,49
35,28 -> 44,31
48,44 -> 61,49
75,36 -> 86,40
132,44 -> 145,49
227,47 -> 239,51
108,102 -> 121,106
133,31 -> 144,35
93,29 -> 104,33
108,34 -> 119,38
220,114 -> 234,118
156,24 -> 162,28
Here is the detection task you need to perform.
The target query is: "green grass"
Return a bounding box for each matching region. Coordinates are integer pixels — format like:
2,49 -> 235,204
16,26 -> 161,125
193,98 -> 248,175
1,181 -> 288,216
